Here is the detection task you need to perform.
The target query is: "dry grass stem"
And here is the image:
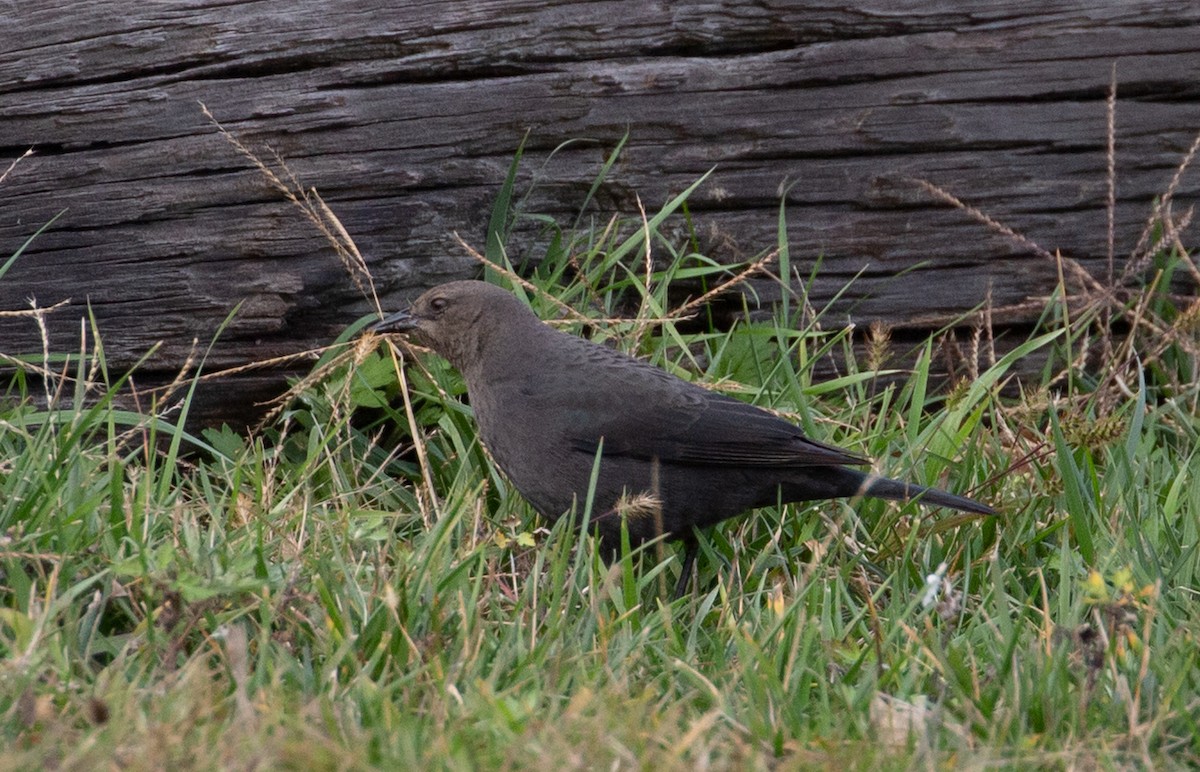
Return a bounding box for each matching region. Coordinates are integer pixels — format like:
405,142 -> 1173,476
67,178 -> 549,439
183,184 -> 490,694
454,233 -> 592,323
0,303 -> 72,319
0,352 -> 64,382
633,194 -> 657,341
369,332 -> 469,524
0,148 -> 33,185
252,345 -> 362,430
144,338 -> 200,408
201,102 -> 381,313
665,249 -> 780,323
1126,128 -> 1200,270
914,89 -> 1200,412
195,102 -> 400,428
1106,65 -> 1118,292
1103,66 -> 1118,367
911,179 -> 1059,265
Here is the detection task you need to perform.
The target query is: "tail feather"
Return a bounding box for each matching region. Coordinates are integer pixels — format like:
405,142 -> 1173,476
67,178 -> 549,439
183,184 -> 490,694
862,474 -> 996,516
779,466 -> 996,516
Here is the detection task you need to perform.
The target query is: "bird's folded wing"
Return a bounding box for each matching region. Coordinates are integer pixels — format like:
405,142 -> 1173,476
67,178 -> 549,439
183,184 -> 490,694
567,388 -> 868,468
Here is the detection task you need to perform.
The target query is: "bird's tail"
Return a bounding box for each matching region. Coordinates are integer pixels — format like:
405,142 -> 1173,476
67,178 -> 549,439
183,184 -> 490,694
860,473 -> 996,516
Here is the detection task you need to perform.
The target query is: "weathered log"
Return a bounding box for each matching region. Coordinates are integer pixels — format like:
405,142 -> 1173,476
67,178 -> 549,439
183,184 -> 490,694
1,1 -> 1198,427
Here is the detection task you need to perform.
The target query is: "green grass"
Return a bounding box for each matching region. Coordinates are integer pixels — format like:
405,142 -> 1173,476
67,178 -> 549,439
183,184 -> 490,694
3,158 -> 1200,770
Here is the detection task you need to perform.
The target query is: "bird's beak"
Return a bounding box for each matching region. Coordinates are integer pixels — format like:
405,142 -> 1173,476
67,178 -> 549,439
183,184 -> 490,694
370,309 -> 420,334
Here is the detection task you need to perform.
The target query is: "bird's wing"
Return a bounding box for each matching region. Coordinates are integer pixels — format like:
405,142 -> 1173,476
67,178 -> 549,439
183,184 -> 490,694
639,392 -> 868,467
554,354 -> 867,468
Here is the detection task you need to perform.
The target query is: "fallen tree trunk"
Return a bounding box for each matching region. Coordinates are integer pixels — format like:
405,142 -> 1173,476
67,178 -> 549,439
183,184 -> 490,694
1,1 -> 1198,426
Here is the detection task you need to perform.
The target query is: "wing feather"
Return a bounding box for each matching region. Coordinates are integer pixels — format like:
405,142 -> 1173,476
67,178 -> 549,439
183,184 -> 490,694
566,377 -> 866,468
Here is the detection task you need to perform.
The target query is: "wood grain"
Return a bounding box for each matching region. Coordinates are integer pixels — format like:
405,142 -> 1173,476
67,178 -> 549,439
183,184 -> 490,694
1,1 -> 1197,426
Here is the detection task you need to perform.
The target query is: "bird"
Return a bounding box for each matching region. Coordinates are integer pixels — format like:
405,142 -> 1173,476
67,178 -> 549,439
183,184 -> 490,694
372,280 -> 996,597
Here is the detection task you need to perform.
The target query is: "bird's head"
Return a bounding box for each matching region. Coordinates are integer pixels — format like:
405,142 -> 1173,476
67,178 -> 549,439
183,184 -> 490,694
371,280 -> 540,374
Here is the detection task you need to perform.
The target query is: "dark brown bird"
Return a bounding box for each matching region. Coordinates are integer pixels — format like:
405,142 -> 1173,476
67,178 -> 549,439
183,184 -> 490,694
373,280 -> 995,596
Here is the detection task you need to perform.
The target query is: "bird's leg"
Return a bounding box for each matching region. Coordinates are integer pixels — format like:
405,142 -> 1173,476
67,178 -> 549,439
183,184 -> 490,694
673,536 -> 699,599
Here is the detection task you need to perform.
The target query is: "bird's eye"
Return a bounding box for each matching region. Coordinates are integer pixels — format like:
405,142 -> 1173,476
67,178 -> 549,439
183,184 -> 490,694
429,297 -> 448,312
